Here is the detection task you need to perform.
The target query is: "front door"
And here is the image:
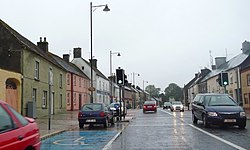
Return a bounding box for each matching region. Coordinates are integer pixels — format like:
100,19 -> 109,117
79,94 -> 82,110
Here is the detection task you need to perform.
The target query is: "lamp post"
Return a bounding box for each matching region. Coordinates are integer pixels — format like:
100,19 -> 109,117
90,2 -> 110,103
132,72 -> 140,109
110,50 -> 121,103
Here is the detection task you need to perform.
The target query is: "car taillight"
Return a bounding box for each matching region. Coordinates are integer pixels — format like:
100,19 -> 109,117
100,111 -> 106,117
78,112 -> 83,118
143,105 -> 146,108
154,105 -> 157,108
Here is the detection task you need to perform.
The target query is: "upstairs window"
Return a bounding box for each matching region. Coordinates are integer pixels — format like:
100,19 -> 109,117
247,74 -> 250,86
35,61 -> 39,80
59,74 -> 63,88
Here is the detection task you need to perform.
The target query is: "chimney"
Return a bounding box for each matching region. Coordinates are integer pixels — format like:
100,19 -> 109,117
215,57 -> 226,68
195,73 -> 198,78
89,59 -> 97,68
37,37 -> 48,52
241,40 -> 250,54
200,68 -> 211,77
63,54 -> 70,62
73,47 -> 82,58
211,65 -> 216,70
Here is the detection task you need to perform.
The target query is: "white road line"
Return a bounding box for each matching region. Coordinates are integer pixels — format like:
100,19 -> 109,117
189,124 -> 247,150
102,125 -> 126,150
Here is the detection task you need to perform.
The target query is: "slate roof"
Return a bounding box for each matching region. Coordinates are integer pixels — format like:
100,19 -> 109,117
0,19 -> 64,70
201,52 -> 250,82
78,58 -> 108,80
51,53 -> 89,79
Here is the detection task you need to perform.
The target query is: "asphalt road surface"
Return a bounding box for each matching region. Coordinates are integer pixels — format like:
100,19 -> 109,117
108,108 -> 250,150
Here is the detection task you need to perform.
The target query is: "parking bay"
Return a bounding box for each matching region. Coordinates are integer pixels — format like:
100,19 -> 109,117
41,130 -> 118,150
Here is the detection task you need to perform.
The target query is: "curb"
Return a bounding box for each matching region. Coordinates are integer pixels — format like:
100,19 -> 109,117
40,130 -> 66,141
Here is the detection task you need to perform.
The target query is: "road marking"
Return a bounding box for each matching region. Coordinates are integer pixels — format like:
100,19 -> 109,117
189,124 -> 247,150
129,124 -> 187,127
102,124 -> 127,150
53,137 -> 88,146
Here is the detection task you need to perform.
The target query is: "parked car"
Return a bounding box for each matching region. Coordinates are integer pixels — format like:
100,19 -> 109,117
0,100 -> 41,150
78,103 -> 115,128
170,101 -> 184,112
192,93 -> 246,129
143,101 -> 157,113
109,102 -> 127,117
163,102 -> 171,109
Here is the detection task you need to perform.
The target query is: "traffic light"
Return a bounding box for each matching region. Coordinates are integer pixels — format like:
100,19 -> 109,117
116,68 -> 124,85
216,72 -> 229,86
222,72 -> 229,86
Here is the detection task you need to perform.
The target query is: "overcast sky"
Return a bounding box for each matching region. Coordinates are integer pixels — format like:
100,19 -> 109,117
2,0 -> 250,91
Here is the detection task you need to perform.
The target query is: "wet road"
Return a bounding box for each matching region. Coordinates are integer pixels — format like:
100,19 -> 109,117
108,108 -> 250,150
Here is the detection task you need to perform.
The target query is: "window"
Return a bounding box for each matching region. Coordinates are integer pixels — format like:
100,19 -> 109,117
42,91 -> 47,108
74,76 -> 76,86
230,73 -> 233,84
79,78 -> 81,87
74,93 -> 76,105
67,74 -> 70,85
59,94 -> 63,108
7,105 -> 28,126
0,105 -> 13,133
32,88 -> 37,102
247,74 -> 250,86
67,93 -> 70,105
35,61 -> 39,80
59,74 -> 63,88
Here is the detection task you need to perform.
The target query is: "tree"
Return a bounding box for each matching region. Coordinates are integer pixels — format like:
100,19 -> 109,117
145,85 -> 161,98
164,83 -> 183,101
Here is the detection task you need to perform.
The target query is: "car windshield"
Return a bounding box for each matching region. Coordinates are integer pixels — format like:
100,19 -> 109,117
144,101 -> 155,105
164,102 -> 171,105
207,95 -> 237,106
82,104 -> 102,111
172,101 -> 182,105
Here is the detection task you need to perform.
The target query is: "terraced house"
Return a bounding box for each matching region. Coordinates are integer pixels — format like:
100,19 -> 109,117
185,40 -> 250,110
0,20 -> 67,117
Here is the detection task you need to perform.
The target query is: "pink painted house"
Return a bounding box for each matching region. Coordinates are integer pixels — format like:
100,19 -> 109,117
52,54 -> 90,111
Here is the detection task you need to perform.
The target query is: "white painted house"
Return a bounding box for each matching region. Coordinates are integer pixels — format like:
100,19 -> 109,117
71,48 -> 110,105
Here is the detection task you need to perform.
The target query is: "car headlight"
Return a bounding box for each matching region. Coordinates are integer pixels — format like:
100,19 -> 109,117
208,112 -> 217,117
240,112 -> 246,117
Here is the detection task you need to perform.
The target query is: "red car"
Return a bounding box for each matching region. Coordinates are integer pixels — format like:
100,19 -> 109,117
143,101 -> 157,113
0,100 -> 41,150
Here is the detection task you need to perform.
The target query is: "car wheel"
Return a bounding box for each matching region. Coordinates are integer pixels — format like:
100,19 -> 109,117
202,114 -> 209,128
192,113 -> 198,124
111,117 -> 115,125
239,123 -> 246,129
79,122 -> 84,129
104,118 -> 108,128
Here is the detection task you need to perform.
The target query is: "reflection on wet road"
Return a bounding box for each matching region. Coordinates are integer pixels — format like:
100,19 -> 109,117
108,108 -> 249,150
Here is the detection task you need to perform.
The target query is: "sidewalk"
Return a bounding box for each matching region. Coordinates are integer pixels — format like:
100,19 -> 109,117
244,108 -> 250,120
36,109 -> 139,140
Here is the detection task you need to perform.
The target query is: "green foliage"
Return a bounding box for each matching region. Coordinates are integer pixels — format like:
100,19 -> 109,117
164,83 -> 183,101
145,85 -> 161,98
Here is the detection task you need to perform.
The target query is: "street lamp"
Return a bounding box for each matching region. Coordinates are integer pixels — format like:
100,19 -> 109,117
110,50 -> 121,103
90,2 -> 110,103
132,72 -> 140,109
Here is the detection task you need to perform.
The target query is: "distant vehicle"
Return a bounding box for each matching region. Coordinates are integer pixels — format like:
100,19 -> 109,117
0,100 -> 41,150
170,101 -> 184,112
143,101 -> 157,113
78,103 -> 115,128
192,93 -> 246,129
163,102 -> 171,109
109,102 -> 127,117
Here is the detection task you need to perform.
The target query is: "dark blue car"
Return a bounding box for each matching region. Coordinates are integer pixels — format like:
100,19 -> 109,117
192,93 -> 246,129
78,103 -> 114,128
